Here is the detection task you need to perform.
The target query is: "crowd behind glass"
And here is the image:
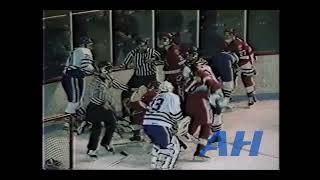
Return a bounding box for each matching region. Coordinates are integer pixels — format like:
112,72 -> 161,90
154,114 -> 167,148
43,10 -> 279,82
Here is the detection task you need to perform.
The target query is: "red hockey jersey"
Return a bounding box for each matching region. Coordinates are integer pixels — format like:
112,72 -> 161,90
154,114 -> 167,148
163,44 -> 186,73
223,37 -> 256,65
129,89 -> 158,125
185,65 -> 221,99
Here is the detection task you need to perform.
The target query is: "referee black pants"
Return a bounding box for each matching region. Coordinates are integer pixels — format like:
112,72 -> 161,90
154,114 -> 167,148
127,73 -> 157,89
86,102 -> 117,151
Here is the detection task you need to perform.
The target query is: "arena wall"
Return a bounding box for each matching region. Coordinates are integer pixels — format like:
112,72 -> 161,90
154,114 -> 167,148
43,55 -> 279,118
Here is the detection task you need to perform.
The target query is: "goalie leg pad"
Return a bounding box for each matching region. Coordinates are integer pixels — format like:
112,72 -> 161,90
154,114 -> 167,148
157,149 -> 171,169
168,136 -> 181,169
151,144 -> 160,169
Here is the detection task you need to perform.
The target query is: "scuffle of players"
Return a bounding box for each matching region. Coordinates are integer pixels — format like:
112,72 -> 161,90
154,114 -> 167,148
62,28 -> 257,170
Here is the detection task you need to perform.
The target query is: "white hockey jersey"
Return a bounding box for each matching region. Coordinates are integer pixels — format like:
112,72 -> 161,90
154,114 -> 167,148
143,92 -> 183,128
64,47 -> 95,76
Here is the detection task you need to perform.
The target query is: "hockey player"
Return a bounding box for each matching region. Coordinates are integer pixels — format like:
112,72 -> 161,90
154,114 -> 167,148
223,28 -> 257,106
159,33 -> 187,101
128,81 -> 160,141
86,62 -> 129,158
208,51 -> 240,109
61,36 -> 96,129
143,81 -> 183,170
76,61 -> 130,135
120,37 -> 162,118
185,58 -> 223,160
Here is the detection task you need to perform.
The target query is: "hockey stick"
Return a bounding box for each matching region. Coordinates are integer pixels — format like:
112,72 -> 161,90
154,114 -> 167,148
112,141 -> 142,146
176,136 -> 188,150
106,150 -> 132,168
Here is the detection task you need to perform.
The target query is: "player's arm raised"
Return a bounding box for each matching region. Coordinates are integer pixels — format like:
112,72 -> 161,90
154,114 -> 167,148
120,51 -> 134,69
198,70 -> 221,92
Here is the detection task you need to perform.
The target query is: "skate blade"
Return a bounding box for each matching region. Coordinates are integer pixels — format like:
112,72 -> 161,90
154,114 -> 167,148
222,107 -> 233,113
192,156 -> 211,162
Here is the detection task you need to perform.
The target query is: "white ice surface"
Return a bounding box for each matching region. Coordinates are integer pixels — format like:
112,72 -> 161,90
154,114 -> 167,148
74,98 -> 279,170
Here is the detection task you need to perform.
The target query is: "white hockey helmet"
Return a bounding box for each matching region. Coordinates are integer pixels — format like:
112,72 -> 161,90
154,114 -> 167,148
159,81 -> 174,92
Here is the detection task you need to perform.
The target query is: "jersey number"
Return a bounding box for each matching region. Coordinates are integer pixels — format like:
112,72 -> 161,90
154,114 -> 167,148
150,98 -> 164,111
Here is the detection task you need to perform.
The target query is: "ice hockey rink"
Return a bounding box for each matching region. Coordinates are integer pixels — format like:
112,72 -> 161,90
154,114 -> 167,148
43,10 -> 279,170
73,93 -> 279,170
43,55 -> 279,170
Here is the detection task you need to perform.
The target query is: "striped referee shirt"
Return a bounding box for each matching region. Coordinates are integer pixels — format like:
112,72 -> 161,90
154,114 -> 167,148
89,75 -> 129,107
122,47 -> 163,76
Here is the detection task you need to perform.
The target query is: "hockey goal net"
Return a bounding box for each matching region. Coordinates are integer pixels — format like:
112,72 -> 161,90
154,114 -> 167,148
42,114 -> 73,170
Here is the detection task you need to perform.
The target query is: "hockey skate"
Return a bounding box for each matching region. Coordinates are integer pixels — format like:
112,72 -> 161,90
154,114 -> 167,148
222,104 -> 233,113
129,130 -> 142,141
63,115 -> 72,130
87,150 -> 98,158
101,144 -> 115,154
45,158 -> 63,169
75,121 -> 92,135
248,95 -> 257,107
129,135 -> 141,141
193,154 -> 211,161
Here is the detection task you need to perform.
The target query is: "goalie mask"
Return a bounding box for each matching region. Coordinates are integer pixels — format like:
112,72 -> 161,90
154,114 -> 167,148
79,36 -> 94,49
159,81 -> 174,93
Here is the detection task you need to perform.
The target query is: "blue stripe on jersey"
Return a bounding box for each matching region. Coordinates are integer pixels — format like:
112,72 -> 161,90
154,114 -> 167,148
144,112 -> 176,126
145,111 -> 172,121
171,112 -> 183,121
170,111 -> 182,116
143,117 -> 175,126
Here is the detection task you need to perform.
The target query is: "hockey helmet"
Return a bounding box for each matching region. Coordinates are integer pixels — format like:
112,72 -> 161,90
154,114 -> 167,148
161,32 -> 174,40
136,37 -> 149,52
147,81 -> 161,90
136,37 -> 150,46
159,81 -> 174,92
79,36 -> 93,47
159,32 -> 174,48
224,28 -> 236,35
188,46 -> 199,60
98,61 -> 113,74
224,28 -> 236,43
